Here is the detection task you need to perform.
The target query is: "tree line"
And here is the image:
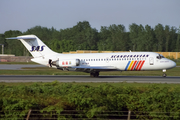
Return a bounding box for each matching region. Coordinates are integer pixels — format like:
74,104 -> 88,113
0,21 -> 180,56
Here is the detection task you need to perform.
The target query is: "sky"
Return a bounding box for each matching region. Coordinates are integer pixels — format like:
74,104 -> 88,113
0,0 -> 180,34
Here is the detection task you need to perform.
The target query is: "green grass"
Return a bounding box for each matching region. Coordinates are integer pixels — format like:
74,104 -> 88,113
176,61 -> 180,66
1,80 -> 180,88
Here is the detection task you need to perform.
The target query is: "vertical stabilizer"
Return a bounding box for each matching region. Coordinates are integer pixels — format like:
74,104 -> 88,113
6,35 -> 58,58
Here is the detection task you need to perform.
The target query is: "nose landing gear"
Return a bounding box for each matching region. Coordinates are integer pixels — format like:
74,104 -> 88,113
162,69 -> 166,77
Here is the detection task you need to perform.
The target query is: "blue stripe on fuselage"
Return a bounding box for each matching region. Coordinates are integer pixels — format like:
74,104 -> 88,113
125,61 -> 131,71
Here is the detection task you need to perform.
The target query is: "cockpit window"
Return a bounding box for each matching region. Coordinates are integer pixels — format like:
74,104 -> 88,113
156,56 -> 160,59
156,54 -> 165,59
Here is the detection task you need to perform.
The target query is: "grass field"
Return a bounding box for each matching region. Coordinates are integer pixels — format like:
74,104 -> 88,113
1,79 -> 180,88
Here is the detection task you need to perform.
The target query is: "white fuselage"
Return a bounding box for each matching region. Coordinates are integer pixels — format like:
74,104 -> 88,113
33,52 -> 176,71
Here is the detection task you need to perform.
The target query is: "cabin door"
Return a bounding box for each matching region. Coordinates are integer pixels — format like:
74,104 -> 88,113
149,57 -> 154,65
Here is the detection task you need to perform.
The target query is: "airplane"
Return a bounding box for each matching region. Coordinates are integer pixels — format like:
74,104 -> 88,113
6,35 -> 176,77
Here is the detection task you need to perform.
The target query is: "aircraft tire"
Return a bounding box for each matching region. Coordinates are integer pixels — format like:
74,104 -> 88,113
90,73 -> 94,77
163,73 -> 167,77
90,72 -> 99,77
94,72 -> 99,77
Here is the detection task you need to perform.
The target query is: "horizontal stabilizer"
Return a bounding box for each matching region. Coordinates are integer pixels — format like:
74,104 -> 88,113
6,36 -> 36,40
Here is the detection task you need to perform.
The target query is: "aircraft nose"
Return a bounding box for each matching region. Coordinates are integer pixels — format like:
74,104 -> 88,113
170,60 -> 176,68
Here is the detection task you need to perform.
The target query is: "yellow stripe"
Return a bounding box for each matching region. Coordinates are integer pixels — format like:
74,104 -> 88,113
128,61 -> 134,70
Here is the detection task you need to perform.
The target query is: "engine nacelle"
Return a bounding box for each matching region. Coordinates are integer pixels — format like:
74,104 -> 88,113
54,59 -> 80,67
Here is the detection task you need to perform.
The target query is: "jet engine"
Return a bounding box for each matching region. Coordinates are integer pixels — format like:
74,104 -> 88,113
49,59 -> 80,68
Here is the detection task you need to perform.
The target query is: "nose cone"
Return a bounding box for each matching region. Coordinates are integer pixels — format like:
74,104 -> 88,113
169,60 -> 176,69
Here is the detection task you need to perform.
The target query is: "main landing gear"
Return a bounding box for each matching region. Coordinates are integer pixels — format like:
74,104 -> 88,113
162,69 -> 167,77
90,72 -> 99,77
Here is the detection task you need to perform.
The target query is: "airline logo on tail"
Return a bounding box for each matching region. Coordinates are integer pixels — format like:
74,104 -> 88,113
30,45 -> 45,52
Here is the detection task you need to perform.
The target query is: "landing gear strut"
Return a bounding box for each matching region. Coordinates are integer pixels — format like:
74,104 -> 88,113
162,69 -> 166,77
48,59 -> 52,67
90,72 -> 99,77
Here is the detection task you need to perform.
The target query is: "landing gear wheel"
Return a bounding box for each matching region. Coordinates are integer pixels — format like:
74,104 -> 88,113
163,73 -> 167,77
90,73 -> 94,77
90,72 -> 99,77
94,72 -> 99,77
162,69 -> 167,77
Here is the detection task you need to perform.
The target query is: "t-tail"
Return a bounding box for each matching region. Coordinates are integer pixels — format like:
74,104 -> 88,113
6,35 -> 58,58
6,35 -> 59,65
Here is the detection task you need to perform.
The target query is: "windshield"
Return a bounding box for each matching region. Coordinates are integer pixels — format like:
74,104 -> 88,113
156,54 -> 165,59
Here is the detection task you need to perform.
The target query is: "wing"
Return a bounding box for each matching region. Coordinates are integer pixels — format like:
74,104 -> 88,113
71,66 -> 118,72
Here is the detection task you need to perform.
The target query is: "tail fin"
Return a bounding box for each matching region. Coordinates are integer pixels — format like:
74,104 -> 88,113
6,35 -> 58,58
